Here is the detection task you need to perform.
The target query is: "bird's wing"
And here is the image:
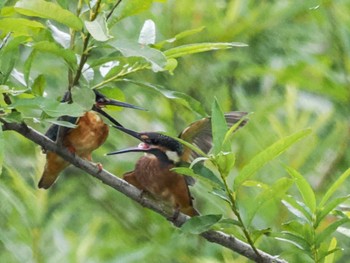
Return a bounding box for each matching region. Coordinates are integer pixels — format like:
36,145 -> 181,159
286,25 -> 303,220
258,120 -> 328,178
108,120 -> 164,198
179,111 -> 248,163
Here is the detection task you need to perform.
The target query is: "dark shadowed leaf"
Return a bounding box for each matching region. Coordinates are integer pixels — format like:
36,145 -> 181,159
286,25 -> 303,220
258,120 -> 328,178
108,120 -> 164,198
181,214 -> 222,234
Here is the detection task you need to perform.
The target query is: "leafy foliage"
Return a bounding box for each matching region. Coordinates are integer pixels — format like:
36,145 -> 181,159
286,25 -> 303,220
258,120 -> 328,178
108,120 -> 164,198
1,0 -> 350,262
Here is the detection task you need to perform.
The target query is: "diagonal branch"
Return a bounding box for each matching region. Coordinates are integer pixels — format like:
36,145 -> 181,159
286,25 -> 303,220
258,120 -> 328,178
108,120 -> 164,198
1,121 -> 287,263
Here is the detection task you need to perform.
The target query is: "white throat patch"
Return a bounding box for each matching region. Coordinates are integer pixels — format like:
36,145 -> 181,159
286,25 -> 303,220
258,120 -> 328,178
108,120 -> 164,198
165,151 -> 179,163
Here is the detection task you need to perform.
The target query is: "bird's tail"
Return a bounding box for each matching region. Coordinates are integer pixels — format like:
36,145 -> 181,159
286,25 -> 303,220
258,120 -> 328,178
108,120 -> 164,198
38,152 -> 69,189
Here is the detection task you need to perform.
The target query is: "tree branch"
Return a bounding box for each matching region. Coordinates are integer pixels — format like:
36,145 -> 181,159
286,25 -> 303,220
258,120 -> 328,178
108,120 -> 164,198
1,121 -> 287,263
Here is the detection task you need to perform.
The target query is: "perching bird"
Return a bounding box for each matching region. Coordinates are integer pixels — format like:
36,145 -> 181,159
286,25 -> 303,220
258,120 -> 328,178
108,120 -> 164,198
107,112 -> 248,216
38,90 -> 144,189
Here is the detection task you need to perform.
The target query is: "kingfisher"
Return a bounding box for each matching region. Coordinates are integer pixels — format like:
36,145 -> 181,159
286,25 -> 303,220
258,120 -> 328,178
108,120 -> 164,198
38,89 -> 144,189
107,112 -> 248,216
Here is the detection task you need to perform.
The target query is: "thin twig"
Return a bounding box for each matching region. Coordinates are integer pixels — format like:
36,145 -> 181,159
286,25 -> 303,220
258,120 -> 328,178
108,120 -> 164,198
1,120 -> 287,263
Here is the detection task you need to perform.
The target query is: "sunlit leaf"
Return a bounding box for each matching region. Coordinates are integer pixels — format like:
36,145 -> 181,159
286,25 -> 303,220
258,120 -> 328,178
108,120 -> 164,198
46,119 -> 77,129
111,39 -> 166,72
85,15 -> 112,42
284,165 -> 316,213
14,0 -> 83,31
181,214 -> 222,234
164,42 -> 248,59
319,168 -> 350,208
324,238 -> 337,263
234,129 -> 311,190
0,18 -> 44,37
32,74 -> 46,96
214,152 -> 235,177
138,19 -> 156,45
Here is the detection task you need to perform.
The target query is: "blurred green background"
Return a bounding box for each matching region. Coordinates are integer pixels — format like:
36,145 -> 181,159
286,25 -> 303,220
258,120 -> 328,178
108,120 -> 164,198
1,0 -> 350,262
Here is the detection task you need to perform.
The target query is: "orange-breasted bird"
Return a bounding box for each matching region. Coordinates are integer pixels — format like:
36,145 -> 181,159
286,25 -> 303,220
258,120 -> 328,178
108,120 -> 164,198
107,112 -> 248,216
38,90 -> 144,189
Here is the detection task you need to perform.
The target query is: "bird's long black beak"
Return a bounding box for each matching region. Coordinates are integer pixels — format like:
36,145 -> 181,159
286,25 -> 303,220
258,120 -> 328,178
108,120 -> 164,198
99,98 -> 146,111
106,147 -> 148,155
112,125 -> 144,141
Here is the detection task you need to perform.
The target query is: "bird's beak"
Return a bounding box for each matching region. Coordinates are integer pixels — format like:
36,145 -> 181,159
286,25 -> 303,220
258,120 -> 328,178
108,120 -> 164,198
112,125 -> 144,141
98,98 -> 146,111
107,143 -> 151,155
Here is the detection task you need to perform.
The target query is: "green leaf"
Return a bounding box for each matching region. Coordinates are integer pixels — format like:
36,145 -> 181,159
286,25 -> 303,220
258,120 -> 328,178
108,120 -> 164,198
24,50 -> 37,86
111,39 -> 167,72
32,74 -> 46,96
192,162 -> 225,188
14,0 -> 83,31
138,19 -> 156,45
316,195 -> 350,228
164,42 -> 248,59
284,165 -> 316,213
214,152 -> 235,177
270,231 -> 311,252
114,0 -> 154,21
211,99 -> 228,154
85,15 -> 111,42
324,238 -> 337,263
282,195 -> 312,222
218,218 -> 242,227
316,217 -> 350,247
181,214 -> 222,234
0,18 -> 44,37
155,26 -> 206,48
123,79 -> 206,116
46,119 -> 77,129
33,41 -> 76,69
319,168 -> 350,208
234,129 -> 311,190
71,87 -> 95,111
246,178 -> 293,225
0,126 -> 3,175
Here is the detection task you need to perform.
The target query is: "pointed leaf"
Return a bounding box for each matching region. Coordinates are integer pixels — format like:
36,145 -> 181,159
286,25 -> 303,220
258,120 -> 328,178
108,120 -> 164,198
271,231 -> 311,251
114,0 -> 154,21
32,74 -> 46,96
214,152 -> 235,177
138,19 -> 156,45
181,214 -> 222,234
211,99 -> 228,154
324,238 -> 337,263
284,165 -> 316,213
282,195 -> 312,222
316,195 -> 350,228
192,162 -> 225,188
234,129 -> 311,190
164,42 -> 248,59
0,18 -> 44,37
246,178 -> 293,225
15,0 -> 83,31
319,168 -> 350,208
111,39 -> 166,72
123,79 -> 206,116
155,26 -> 205,48
85,15 -> 111,42
46,119 -> 77,129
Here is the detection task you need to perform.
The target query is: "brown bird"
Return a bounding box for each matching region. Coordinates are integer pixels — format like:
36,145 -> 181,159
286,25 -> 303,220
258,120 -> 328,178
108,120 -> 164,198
107,112 -> 248,216
38,90 -> 144,189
